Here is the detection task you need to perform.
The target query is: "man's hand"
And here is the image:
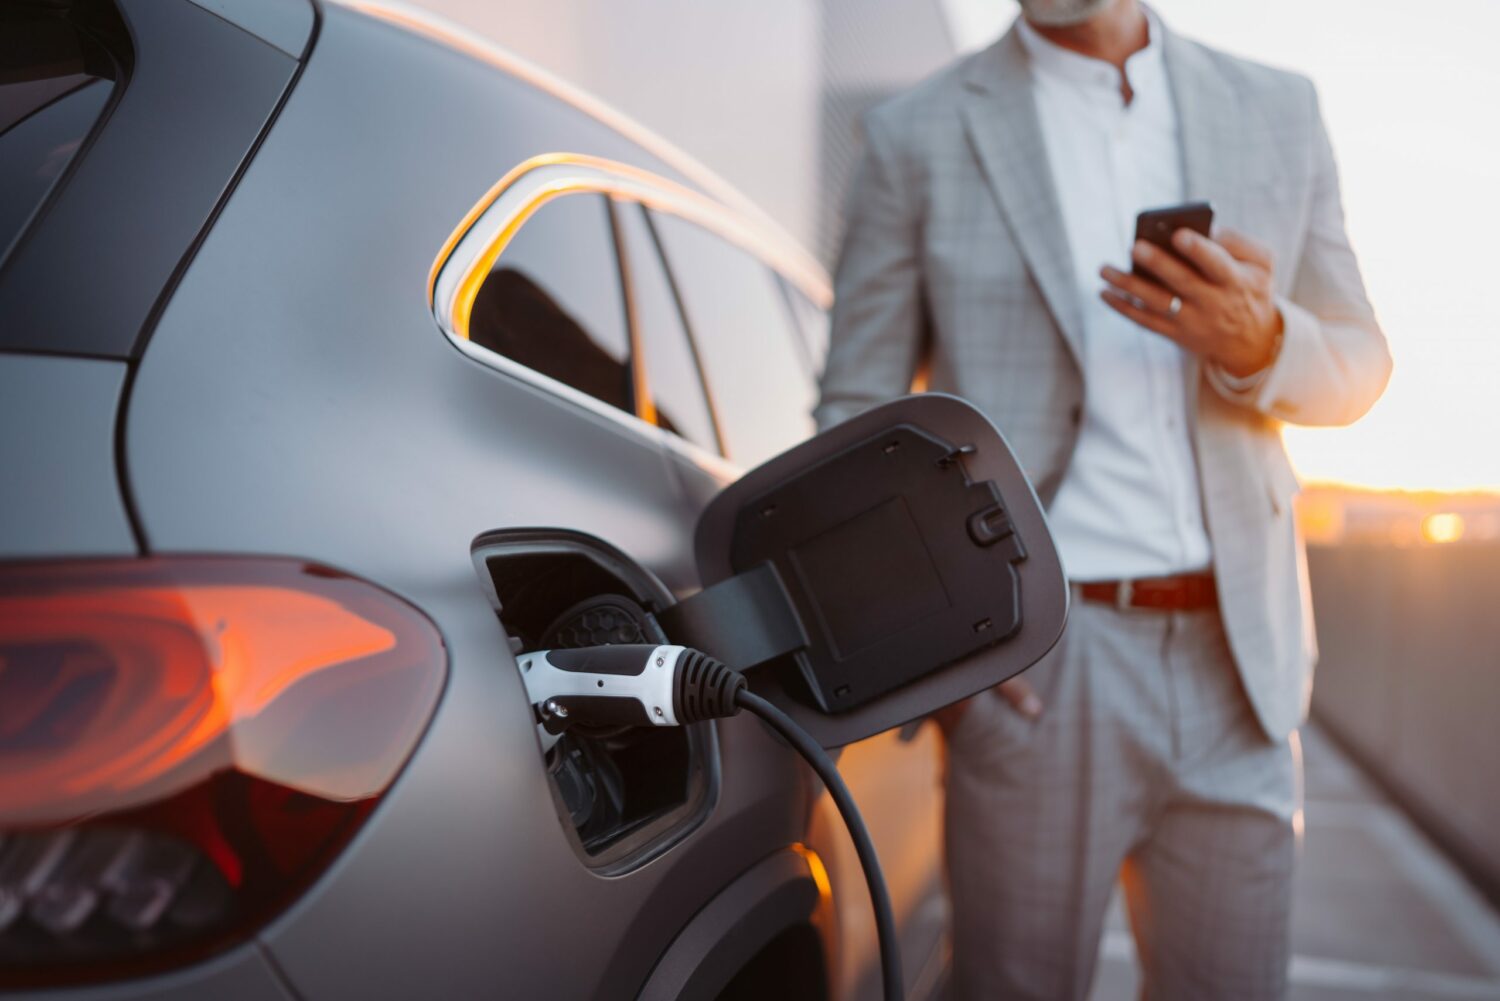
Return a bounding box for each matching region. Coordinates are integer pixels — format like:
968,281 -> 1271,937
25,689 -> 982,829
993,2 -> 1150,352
931,678 -> 1044,737
1098,228 -> 1283,378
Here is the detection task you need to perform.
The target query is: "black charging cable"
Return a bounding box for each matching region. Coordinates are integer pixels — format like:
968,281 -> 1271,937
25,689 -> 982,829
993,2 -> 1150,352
733,688 -> 903,1001
518,644 -> 904,1000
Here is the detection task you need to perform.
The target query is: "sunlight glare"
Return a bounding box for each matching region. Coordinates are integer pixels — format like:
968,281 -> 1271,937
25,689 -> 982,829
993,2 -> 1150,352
1421,512 -> 1466,545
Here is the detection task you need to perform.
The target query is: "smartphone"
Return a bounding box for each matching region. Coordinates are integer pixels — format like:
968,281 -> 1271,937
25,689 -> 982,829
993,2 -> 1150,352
1132,201 -> 1214,286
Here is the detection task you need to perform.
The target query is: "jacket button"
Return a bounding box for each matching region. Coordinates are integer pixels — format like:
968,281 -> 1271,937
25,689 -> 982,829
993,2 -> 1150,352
1069,404 -> 1082,425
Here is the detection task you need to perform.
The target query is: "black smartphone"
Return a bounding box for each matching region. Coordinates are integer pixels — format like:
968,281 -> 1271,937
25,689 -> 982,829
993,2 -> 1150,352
1132,201 -> 1214,286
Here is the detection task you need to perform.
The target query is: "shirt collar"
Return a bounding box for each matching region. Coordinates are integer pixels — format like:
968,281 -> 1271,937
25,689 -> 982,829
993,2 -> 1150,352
1016,6 -> 1166,98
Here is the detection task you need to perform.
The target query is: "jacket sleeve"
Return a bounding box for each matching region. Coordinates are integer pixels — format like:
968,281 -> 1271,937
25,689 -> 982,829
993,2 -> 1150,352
1207,80 -> 1393,427
813,114 -> 927,431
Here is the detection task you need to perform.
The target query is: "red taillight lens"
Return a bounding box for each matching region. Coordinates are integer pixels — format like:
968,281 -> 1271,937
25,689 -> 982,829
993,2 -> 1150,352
0,558 -> 447,986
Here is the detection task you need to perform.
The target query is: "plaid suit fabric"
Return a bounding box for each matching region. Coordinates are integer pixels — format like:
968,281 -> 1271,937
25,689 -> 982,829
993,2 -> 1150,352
943,598 -> 1298,1000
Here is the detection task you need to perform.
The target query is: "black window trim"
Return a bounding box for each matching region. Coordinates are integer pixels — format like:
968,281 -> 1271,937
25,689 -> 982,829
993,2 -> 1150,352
0,0 -> 315,360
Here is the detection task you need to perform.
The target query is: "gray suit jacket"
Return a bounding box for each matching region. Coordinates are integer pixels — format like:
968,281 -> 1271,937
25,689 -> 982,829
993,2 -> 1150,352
816,23 -> 1392,740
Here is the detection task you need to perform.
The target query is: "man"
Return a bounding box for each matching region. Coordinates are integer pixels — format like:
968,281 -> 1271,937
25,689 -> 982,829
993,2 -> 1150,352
816,0 -> 1391,997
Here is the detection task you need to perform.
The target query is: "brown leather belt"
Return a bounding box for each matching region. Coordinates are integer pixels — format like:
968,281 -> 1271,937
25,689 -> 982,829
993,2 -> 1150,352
1078,572 -> 1218,612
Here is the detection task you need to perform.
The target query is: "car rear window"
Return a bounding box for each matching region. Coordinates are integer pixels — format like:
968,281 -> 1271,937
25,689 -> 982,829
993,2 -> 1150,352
0,7 -> 121,267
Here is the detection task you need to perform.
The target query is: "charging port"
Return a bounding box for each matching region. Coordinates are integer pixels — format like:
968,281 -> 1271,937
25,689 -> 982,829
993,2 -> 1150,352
472,531 -> 718,873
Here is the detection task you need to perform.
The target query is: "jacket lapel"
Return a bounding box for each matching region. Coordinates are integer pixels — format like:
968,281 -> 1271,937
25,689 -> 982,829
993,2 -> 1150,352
1162,30 -> 1245,239
960,26 -> 1084,367
1161,29 -> 1243,427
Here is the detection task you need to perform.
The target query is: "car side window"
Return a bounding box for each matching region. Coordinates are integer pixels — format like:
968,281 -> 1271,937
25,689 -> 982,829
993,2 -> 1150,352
468,193 -> 632,414
613,200 -> 720,454
650,211 -> 816,468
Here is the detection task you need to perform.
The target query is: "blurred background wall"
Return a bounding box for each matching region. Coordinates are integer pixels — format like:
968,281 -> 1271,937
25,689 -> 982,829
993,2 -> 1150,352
405,0 -> 957,265
1306,522 -> 1500,903
407,0 -> 1500,903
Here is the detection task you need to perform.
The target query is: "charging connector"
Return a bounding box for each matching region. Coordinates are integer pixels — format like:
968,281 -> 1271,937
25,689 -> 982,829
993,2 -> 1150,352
517,644 -> 903,1000
516,644 -> 745,731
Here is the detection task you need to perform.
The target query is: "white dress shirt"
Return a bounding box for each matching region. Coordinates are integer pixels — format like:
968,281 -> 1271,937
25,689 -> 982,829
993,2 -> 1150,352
1017,13 -> 1213,582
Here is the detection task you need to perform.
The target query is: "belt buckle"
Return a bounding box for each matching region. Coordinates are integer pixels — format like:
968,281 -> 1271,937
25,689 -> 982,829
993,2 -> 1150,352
1115,578 -> 1134,611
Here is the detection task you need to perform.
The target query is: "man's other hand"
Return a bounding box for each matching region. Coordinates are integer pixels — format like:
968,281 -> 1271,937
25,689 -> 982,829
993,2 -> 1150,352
1098,227 -> 1283,378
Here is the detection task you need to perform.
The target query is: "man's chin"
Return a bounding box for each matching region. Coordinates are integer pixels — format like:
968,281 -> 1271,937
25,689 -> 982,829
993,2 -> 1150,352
1018,0 -> 1117,28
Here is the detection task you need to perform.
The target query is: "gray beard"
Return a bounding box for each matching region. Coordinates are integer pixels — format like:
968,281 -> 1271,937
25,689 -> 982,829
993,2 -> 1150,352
1017,0 -> 1117,28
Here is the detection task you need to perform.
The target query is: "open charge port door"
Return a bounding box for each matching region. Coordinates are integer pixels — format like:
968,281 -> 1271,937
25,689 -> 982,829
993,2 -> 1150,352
661,393 -> 1069,749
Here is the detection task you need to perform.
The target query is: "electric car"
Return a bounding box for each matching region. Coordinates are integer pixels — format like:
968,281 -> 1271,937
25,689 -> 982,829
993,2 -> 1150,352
0,2 -> 1066,998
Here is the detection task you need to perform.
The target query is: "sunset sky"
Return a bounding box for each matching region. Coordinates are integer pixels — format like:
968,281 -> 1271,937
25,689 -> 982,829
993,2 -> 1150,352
942,0 -> 1500,492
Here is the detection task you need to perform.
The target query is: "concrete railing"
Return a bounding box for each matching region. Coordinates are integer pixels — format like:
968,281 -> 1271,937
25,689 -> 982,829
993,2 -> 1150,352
1306,543 -> 1500,902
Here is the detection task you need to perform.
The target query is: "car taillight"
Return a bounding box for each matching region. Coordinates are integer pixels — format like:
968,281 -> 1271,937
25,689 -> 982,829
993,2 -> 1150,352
0,558 -> 447,987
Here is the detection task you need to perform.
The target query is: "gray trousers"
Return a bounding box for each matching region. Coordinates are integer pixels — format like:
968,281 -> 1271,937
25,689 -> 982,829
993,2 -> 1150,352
944,594 -> 1299,1000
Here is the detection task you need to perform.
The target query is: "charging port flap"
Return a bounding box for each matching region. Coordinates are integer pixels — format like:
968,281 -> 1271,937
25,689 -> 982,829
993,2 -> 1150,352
679,393 -> 1068,748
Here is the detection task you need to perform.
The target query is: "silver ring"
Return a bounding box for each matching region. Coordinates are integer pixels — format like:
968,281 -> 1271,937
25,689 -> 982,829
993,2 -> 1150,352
1167,295 -> 1183,316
